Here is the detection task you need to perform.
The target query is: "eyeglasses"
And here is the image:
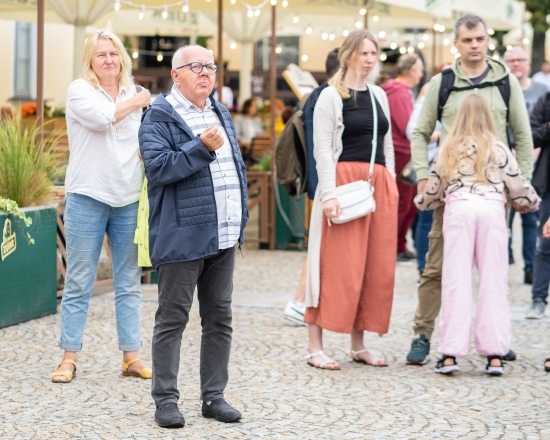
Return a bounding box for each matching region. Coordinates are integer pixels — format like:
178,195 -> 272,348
175,62 -> 218,75
506,58 -> 528,64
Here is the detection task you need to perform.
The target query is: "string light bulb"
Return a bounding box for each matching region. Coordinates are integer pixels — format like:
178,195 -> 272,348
157,52 -> 164,62
293,15 -> 299,24
343,29 -> 349,37
132,51 -> 139,59
355,20 -> 363,29
329,32 -> 335,41
305,24 -> 312,34
372,15 -> 379,22
378,31 -> 385,39
247,7 -> 253,17
270,0 -> 277,5
380,53 -> 387,61
321,32 -> 328,40
282,0 -> 288,7
301,54 -> 308,62
359,8 -> 366,15
114,0 -> 120,11
161,5 -> 168,19
230,42 -> 237,49
182,0 -> 189,13
390,42 -> 397,50
138,5 -> 145,20
254,8 -> 261,16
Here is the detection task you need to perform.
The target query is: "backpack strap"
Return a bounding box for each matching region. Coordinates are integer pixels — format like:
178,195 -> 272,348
438,69 -> 455,122
438,70 -> 511,121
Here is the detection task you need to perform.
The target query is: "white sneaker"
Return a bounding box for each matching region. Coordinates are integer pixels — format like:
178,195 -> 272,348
526,299 -> 546,319
283,301 -> 306,326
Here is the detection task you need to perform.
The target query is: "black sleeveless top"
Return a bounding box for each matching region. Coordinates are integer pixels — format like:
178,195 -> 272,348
339,89 -> 389,165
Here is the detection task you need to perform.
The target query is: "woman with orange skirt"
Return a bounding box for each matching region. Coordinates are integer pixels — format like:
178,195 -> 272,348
305,30 -> 398,369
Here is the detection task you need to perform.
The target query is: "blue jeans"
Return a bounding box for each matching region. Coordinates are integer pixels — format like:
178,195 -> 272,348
414,210 -> 433,272
532,192 -> 550,303
59,193 -> 143,352
508,206 -> 538,272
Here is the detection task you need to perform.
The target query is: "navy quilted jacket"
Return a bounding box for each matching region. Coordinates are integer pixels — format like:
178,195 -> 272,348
139,94 -> 248,269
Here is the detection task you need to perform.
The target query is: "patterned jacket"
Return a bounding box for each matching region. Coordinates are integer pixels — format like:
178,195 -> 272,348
415,141 -> 540,212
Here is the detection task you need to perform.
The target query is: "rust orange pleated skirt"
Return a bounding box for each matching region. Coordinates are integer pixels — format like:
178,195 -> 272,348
305,161 -> 398,334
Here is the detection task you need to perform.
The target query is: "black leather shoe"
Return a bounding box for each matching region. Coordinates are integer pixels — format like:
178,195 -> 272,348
524,270 -> 533,285
202,398 -> 242,423
154,402 -> 185,428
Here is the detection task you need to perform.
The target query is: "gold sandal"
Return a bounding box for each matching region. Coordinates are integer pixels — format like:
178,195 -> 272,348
51,359 -> 77,383
121,358 -> 152,379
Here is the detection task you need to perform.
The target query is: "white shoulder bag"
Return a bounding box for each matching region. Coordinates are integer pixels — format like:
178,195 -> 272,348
329,86 -> 378,225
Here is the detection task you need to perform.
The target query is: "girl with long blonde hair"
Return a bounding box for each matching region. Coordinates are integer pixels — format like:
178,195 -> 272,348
415,94 -> 540,376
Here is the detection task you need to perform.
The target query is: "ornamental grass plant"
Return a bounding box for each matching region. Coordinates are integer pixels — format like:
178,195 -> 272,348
0,116 -> 64,207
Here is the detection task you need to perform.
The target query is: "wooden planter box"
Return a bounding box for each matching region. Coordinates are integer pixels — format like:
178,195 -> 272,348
0,206 -> 58,328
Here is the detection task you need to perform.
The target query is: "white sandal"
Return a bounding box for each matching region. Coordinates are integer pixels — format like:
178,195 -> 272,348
305,351 -> 341,370
349,348 -> 388,367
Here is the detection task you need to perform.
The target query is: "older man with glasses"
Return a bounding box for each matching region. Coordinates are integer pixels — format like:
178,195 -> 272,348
139,45 -> 248,428
504,47 -> 549,287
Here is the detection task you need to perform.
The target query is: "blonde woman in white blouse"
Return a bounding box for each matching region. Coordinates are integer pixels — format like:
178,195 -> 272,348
52,30 -> 151,383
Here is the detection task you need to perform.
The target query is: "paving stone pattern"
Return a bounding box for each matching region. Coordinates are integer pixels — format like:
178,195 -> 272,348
1,235 -> 550,439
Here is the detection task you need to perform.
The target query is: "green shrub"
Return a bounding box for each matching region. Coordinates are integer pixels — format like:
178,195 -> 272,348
0,116 -> 64,207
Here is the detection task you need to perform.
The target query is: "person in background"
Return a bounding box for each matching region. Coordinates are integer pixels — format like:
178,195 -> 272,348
415,94 -> 540,375
139,45 -> 248,429
503,46 -> 549,285
52,30 -> 152,383
407,63 -> 451,278
532,60 -> 550,89
407,14 -> 533,366
305,30 -> 397,370
213,78 -> 234,110
526,90 -> 550,319
541,217 -> 550,372
381,53 -> 424,262
283,48 -> 340,326
233,98 -> 264,155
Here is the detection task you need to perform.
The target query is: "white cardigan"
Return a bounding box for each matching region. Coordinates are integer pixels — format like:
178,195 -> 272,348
305,85 -> 395,308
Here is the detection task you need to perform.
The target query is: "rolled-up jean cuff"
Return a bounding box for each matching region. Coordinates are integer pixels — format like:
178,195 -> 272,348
59,341 -> 83,352
119,341 -> 142,352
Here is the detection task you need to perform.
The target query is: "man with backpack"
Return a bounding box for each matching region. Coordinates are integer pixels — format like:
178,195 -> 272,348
279,48 -> 340,324
407,14 -> 533,365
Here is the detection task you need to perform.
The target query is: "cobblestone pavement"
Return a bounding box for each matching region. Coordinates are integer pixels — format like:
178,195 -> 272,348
2,233 -> 550,439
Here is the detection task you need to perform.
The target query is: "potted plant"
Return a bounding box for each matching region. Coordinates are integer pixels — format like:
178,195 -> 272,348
0,115 -> 64,328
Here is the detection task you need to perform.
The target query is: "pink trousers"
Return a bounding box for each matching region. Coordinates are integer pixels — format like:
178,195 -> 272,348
439,192 -> 511,358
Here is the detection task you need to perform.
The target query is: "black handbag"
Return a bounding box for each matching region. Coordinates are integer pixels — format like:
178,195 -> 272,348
399,160 -> 417,187
533,146 -> 550,198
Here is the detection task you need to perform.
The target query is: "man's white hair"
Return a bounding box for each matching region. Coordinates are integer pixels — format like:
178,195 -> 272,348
503,46 -> 530,61
172,45 -> 213,69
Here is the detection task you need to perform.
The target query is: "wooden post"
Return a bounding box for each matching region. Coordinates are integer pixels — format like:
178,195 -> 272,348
37,0 -> 45,142
217,0 -> 224,104
269,3 -> 277,249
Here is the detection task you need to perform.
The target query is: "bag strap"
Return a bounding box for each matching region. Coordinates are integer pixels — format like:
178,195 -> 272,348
368,86 -> 378,182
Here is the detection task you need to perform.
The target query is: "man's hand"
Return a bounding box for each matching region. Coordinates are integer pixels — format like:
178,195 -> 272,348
543,218 -> 550,238
417,179 -> 428,195
200,126 -> 224,151
513,202 -> 529,214
134,88 -> 151,108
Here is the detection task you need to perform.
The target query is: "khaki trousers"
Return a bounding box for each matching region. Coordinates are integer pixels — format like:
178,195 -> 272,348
412,205 -> 444,339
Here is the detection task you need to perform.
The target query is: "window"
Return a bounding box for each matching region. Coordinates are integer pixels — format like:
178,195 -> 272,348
13,22 -> 36,99
255,36 -> 299,70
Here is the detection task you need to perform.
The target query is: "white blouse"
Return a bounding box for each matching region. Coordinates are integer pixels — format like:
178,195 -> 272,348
64,79 -> 144,207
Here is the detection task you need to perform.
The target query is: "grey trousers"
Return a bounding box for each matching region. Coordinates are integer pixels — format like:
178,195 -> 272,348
151,247 -> 235,406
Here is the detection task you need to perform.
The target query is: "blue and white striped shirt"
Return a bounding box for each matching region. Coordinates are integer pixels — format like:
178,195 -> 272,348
167,87 -> 242,250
